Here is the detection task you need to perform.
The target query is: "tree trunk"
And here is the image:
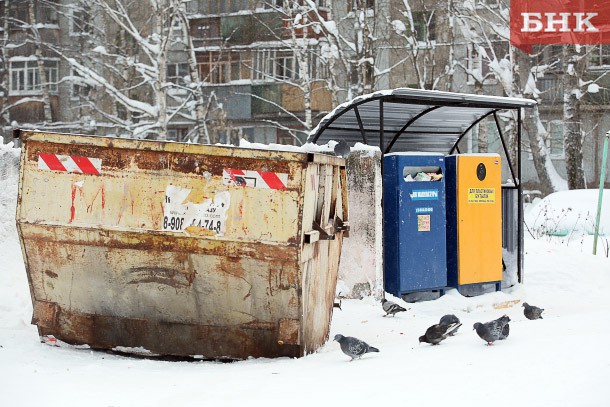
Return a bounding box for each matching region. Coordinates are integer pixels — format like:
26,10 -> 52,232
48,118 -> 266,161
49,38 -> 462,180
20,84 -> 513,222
291,8 -> 313,135
179,11 -> 209,144
355,2 -> 374,96
521,106 -> 557,196
515,47 -> 565,194
119,30 -> 132,130
473,68 -> 488,153
301,52 -> 313,132
562,44 -> 586,189
0,0 -> 11,139
28,1 -> 53,123
154,1 -> 167,140
318,3 -> 349,106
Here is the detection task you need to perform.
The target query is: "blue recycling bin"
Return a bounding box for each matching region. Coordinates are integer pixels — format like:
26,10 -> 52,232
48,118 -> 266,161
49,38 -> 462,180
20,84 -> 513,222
383,153 -> 447,298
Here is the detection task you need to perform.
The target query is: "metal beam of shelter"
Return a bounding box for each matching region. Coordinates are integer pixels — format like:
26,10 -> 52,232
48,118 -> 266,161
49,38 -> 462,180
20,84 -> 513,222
308,88 -> 536,284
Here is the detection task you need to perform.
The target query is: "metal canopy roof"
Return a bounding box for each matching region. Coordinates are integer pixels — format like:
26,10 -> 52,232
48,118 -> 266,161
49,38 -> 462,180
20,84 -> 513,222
308,88 -> 536,154
308,88 -> 537,286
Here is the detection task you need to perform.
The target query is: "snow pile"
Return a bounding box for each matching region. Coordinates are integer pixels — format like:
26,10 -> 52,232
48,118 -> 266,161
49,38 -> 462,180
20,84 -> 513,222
1,142 -> 609,405
0,139 -> 19,234
238,138 -> 379,158
0,140 -> 31,330
238,138 -> 335,154
525,189 -> 610,246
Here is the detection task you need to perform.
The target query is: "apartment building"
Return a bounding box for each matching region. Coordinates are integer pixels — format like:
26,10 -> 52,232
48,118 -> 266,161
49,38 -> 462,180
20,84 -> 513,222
1,1 -> 608,189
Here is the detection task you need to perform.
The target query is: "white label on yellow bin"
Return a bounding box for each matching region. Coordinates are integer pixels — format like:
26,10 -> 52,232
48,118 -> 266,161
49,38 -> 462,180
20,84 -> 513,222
467,188 -> 495,203
163,185 -> 230,235
417,214 -> 431,232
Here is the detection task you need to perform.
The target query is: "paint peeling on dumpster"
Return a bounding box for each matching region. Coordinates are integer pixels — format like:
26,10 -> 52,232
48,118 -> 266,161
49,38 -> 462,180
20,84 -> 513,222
16,130 -> 348,359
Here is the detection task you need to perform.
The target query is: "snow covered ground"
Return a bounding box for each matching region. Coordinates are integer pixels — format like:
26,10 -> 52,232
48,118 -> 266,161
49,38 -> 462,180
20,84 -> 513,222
1,140 -> 609,406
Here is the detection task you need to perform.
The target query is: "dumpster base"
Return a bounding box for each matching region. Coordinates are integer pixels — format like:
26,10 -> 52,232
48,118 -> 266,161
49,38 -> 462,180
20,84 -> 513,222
33,300 -> 301,359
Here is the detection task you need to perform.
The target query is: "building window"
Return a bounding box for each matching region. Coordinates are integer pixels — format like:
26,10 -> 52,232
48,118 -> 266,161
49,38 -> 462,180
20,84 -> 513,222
537,75 -> 562,103
277,129 -> 300,145
11,1 -> 58,25
190,18 -> 221,47
590,44 -> 610,67
466,44 -> 495,84
348,0 -> 375,12
204,0 -> 250,13
167,63 -> 189,86
71,69 -> 91,98
263,0 -> 283,9
261,0 -> 327,8
167,128 -> 190,142
10,60 -> 58,94
9,3 -> 28,24
527,120 -> 564,160
198,51 -> 251,84
38,2 -> 58,24
254,49 -> 299,81
477,0 -> 500,8
546,45 -> 563,65
167,16 -> 185,43
547,120 -> 564,158
69,6 -> 92,35
406,11 -> 435,43
311,53 -> 330,80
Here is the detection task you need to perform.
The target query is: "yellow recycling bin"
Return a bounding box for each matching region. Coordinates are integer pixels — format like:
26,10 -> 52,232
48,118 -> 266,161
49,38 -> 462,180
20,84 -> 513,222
445,154 -> 502,291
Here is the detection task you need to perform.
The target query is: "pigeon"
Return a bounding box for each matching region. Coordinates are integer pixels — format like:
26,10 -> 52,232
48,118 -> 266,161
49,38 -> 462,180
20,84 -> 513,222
381,299 -> 407,317
439,314 -> 461,335
333,139 -> 351,158
333,334 -> 379,361
494,315 -> 510,340
499,322 -> 510,340
522,302 -> 544,320
419,322 -> 462,345
473,315 -> 511,345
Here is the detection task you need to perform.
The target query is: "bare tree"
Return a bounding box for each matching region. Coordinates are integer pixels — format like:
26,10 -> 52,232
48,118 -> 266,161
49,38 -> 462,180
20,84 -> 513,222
562,44 -> 587,189
350,0 -> 375,95
176,5 -> 212,143
42,0 -> 227,141
0,1 -> 11,139
389,0 -> 453,91
451,0 -> 568,194
27,0 -> 53,123
0,0 -> 59,137
244,0 -> 339,144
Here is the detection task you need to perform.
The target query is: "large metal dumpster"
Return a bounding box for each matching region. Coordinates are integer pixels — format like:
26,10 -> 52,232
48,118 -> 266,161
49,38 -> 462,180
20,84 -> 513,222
15,130 -> 348,359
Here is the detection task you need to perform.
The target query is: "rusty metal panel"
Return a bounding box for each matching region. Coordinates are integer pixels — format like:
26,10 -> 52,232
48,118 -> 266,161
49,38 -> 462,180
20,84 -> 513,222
300,162 -> 347,354
19,137 -> 305,243
16,130 -> 348,359
32,300 -> 58,328
277,318 -> 300,345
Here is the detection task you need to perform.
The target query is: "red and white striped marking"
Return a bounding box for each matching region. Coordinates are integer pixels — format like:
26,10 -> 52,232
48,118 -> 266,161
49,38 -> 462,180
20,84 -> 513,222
42,335 -> 59,347
38,153 -> 102,175
223,168 -> 288,190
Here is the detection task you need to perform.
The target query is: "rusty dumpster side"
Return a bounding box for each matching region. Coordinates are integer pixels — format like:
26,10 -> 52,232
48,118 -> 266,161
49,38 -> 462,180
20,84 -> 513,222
16,130 -> 348,359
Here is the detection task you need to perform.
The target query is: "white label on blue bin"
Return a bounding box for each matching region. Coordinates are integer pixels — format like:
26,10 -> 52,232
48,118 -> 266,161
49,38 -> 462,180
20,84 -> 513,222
409,189 -> 439,200
163,185 -> 230,235
417,215 -> 431,232
415,207 -> 434,213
